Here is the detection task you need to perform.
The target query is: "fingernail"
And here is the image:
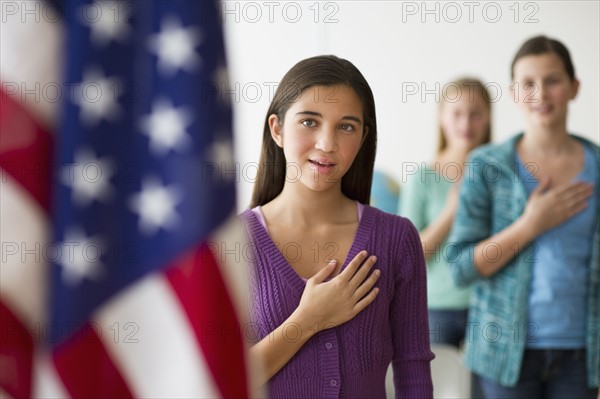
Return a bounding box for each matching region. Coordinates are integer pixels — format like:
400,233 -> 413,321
328,259 -> 337,265
371,255 -> 377,262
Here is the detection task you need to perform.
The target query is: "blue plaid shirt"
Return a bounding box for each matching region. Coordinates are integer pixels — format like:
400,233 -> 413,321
448,133 -> 599,388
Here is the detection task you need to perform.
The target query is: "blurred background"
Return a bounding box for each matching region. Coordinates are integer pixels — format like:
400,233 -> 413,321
222,0 -> 600,210
1,1 -> 598,398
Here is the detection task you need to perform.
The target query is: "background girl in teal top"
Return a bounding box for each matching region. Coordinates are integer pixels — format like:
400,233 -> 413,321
401,78 -> 492,348
448,36 -> 599,399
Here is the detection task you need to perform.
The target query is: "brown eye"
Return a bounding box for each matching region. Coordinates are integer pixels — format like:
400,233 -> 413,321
302,119 -> 316,127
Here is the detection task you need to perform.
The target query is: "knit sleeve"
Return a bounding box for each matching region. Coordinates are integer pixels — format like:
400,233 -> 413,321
390,217 -> 434,399
447,152 -> 492,287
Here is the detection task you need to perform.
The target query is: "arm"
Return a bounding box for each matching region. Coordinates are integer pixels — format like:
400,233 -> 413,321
448,156 -> 594,285
446,154 -> 494,287
472,177 -> 593,277
401,169 -> 461,262
418,184 -> 459,261
250,253 -> 381,386
399,171 -> 433,258
391,220 -> 434,399
248,306 -> 319,387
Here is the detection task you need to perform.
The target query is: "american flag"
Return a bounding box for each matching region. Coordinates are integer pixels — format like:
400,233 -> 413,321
1,0 -> 250,397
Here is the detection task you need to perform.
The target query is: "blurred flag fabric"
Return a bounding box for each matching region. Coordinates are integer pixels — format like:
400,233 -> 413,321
1,1 -> 250,397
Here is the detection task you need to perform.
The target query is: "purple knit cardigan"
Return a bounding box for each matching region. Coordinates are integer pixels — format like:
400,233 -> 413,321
241,205 -> 434,398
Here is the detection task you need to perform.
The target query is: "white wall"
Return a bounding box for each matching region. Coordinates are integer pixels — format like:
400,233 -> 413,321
222,1 -> 600,210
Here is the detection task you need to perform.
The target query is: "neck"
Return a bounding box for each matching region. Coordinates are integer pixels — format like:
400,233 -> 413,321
521,123 -> 572,155
437,147 -> 470,165
267,183 -> 356,226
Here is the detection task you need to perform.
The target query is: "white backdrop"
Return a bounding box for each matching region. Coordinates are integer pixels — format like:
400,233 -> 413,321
221,1 -> 600,210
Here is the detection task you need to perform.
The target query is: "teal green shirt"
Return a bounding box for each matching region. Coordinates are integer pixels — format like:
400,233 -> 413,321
448,133 -> 599,388
400,166 -> 471,310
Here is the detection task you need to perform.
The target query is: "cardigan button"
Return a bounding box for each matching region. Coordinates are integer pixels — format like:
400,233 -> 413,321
325,342 -> 333,350
330,379 -> 337,387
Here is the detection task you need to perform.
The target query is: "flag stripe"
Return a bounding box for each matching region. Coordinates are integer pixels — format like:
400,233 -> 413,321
165,242 -> 249,398
0,90 -> 53,212
94,272 -> 220,398
207,213 -> 252,323
0,125 -> 49,399
0,386 -> 12,399
31,349 -> 69,398
0,302 -> 33,399
52,324 -> 133,398
0,0 -> 63,129
0,173 -> 48,326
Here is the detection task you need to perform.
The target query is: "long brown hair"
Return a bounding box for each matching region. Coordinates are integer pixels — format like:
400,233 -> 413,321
250,55 -> 377,208
437,78 -> 493,154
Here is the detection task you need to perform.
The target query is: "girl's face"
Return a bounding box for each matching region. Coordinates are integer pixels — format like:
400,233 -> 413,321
511,52 -> 579,130
269,84 -> 365,194
440,89 -> 490,152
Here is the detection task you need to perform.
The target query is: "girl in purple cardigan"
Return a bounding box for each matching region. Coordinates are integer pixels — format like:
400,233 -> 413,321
241,55 -> 434,398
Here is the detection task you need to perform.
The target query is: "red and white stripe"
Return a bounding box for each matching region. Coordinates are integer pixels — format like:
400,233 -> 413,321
0,2 -> 251,397
1,2 -> 60,396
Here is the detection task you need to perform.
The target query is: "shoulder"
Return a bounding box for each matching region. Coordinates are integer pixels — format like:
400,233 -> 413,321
573,134 -> 600,158
364,204 -> 405,223
364,206 -> 423,278
572,134 -> 600,149
238,208 -> 264,244
239,208 -> 253,219
238,208 -> 255,228
469,134 -> 521,164
363,205 -> 419,241
464,135 -> 524,188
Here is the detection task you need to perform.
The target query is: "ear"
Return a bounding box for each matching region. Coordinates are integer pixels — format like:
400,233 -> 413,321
268,114 -> 283,148
570,78 -> 580,100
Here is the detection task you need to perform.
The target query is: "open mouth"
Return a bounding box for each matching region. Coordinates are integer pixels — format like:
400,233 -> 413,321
309,159 -> 336,167
309,159 -> 337,174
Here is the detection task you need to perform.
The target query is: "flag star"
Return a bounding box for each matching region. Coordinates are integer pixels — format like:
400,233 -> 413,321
80,0 -> 132,46
62,148 -> 114,206
73,67 -> 122,126
147,16 -> 203,76
58,228 -> 105,286
139,98 -> 193,155
129,176 -> 182,235
206,138 -> 235,182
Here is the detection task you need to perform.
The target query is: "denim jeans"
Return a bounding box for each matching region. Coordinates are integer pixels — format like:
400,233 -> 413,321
428,308 -> 468,347
428,309 -> 484,398
479,349 -> 598,399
